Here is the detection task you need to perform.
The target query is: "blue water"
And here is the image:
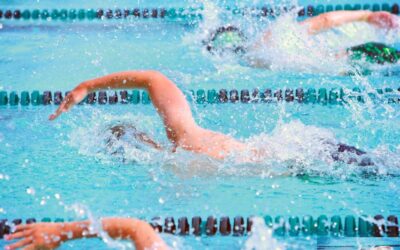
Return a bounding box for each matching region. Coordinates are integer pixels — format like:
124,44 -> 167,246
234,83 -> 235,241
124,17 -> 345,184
1,0 -> 400,249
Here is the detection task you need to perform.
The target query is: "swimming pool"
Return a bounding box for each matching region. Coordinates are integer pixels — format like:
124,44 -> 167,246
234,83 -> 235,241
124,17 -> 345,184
0,0 -> 400,249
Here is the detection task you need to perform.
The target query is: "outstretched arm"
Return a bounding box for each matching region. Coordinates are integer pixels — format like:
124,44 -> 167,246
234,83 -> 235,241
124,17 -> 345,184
258,11 -> 398,47
5,218 -> 168,250
49,71 -> 198,143
300,10 -> 399,34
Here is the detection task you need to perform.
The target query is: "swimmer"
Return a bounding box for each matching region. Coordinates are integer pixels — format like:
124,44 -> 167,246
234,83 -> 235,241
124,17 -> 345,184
49,70 -> 372,166
4,217 -> 168,250
204,10 -> 400,66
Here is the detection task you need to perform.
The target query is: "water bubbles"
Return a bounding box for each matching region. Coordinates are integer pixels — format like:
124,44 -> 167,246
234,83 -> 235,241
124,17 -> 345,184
54,193 -> 61,200
158,197 -> 165,204
271,184 -> 279,189
26,187 -> 35,195
323,192 -> 333,200
22,159 -> 30,168
67,231 -> 73,239
91,59 -> 101,66
0,173 -> 10,181
76,207 -> 86,217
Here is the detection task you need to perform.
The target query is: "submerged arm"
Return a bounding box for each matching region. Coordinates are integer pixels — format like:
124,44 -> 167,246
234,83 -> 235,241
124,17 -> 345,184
301,10 -> 399,34
5,218 -> 168,250
49,71 -> 198,143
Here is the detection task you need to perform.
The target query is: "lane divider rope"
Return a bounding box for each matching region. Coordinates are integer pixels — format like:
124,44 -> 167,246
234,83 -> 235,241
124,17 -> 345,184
0,215 -> 398,237
0,3 -> 398,21
0,88 -> 399,106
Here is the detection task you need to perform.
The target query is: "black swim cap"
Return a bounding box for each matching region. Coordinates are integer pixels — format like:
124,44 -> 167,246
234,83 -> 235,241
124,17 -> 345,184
203,26 -> 247,55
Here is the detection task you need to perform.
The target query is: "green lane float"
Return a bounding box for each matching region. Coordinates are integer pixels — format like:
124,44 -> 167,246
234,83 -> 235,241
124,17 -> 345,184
317,215 -> 329,236
20,91 -> 30,106
330,215 -> 342,237
345,215 -> 356,237
0,87 -> 398,106
289,216 -> 300,236
9,91 -> 19,106
0,215 -> 398,238
0,91 -> 8,106
0,3 -> 398,22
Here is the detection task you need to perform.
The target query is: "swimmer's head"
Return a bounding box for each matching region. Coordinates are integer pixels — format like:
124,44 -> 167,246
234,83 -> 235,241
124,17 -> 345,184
204,26 -> 247,56
108,125 -> 162,150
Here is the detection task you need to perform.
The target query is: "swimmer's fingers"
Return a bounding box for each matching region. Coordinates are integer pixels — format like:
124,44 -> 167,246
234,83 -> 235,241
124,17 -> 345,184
5,235 -> 33,250
49,86 -> 89,121
48,93 -> 77,121
5,229 -> 33,241
49,105 -> 67,121
13,224 -> 34,233
22,244 -> 36,250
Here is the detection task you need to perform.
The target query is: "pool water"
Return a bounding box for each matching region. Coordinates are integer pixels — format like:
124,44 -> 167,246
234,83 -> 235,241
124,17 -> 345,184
1,0 -> 400,249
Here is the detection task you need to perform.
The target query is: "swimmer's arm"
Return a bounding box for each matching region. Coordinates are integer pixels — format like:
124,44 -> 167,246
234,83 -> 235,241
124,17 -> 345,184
258,11 -> 371,45
301,11 -> 371,34
49,71 -> 198,142
258,11 -> 397,46
4,218 -> 168,250
301,11 -> 398,34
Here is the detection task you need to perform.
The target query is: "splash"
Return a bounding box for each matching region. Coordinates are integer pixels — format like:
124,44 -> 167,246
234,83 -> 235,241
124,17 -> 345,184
68,110 -> 166,165
67,109 -> 400,179
244,11 -> 400,74
65,203 -> 134,250
244,217 -> 285,250
186,1 -> 400,75
182,0 -> 257,69
232,120 -> 400,178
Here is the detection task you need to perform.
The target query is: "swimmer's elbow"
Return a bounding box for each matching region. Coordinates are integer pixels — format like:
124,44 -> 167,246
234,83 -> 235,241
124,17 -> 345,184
306,13 -> 333,34
137,70 -> 168,87
145,70 -> 164,78
320,14 -> 331,27
144,70 -> 174,91
122,70 -> 169,89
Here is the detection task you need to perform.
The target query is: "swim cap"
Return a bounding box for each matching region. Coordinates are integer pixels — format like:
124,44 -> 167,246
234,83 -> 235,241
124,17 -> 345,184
348,42 -> 400,65
204,26 -> 247,55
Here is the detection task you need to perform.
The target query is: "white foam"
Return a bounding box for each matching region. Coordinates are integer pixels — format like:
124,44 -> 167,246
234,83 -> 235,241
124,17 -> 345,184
244,217 -> 285,250
68,110 -> 165,165
67,110 -> 400,178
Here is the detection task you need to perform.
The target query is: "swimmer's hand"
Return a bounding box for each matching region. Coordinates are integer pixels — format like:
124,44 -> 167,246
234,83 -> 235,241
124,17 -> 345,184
4,223 -> 64,250
49,85 -> 88,120
367,11 -> 399,30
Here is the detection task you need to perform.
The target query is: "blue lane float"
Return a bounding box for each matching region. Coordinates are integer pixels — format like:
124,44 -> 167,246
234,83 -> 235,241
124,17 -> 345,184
0,88 -> 399,106
0,3 -> 398,21
0,215 -> 398,238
